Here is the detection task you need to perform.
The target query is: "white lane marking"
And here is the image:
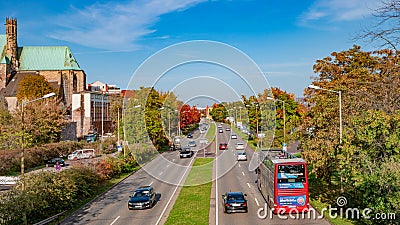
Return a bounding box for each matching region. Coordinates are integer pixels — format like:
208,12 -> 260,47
155,153 -> 195,225
149,181 -> 153,186
166,164 -> 170,168
238,164 -> 241,167
110,216 -> 120,225
247,182 -> 251,188
172,159 -> 176,162
159,171 -> 163,176
242,171 -> 245,176
255,198 -> 260,207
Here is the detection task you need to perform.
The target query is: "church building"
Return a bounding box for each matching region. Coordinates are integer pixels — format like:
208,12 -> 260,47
0,17 -> 86,111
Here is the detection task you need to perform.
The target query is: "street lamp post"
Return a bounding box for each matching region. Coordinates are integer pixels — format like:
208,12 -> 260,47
308,85 -> 342,144
21,92 -> 56,187
238,106 -> 242,122
308,84 -> 343,193
267,97 -> 286,145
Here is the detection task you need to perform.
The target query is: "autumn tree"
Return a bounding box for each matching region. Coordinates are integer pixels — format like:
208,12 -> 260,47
264,87 -> 304,147
209,103 -> 227,123
16,74 -> 57,102
300,45 -> 400,223
13,75 -> 64,146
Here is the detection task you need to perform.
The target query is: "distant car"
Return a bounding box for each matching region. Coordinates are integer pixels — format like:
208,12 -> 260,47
222,191 -> 248,213
46,158 -> 65,167
187,133 -> 193,138
188,140 -> 197,147
231,134 -> 237,139
219,129 -> 223,133
236,152 -> 247,161
84,133 -> 98,143
219,143 -> 228,150
225,127 -> 231,131
68,149 -> 95,160
235,143 -> 245,150
128,186 -> 156,210
180,147 -> 193,158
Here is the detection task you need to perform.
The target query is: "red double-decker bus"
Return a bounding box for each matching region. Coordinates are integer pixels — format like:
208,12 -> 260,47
256,149 -> 309,214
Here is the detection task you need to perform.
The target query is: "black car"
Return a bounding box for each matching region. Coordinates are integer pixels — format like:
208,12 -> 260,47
46,158 -> 65,167
187,132 -> 193,138
179,147 -> 193,158
222,192 -> 248,213
180,147 -> 193,158
128,186 -> 156,210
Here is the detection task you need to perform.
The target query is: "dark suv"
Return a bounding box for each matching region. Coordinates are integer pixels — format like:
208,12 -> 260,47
128,186 -> 156,210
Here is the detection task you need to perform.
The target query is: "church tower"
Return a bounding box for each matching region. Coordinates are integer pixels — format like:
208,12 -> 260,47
5,17 -> 19,71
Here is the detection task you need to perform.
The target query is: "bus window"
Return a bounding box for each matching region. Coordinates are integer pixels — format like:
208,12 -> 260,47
277,164 -> 306,183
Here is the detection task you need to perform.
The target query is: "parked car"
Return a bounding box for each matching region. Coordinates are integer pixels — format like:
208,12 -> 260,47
180,147 -> 193,158
231,134 -> 237,139
235,143 -> 245,150
188,140 -> 197,147
236,152 -> 247,161
46,158 -> 65,167
128,186 -> 156,209
68,149 -> 96,160
219,143 -> 228,150
84,133 -> 98,143
222,191 -> 248,213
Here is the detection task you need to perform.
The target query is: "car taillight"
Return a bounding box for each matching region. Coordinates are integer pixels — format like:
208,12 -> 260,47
243,203 -> 247,207
225,203 -> 230,207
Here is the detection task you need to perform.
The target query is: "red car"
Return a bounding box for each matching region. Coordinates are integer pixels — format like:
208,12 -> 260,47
219,143 -> 228,150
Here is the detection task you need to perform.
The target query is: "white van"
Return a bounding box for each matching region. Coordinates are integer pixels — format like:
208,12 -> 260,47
68,149 -> 96,160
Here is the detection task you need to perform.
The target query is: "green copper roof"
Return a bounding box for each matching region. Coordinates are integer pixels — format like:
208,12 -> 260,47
18,46 -> 83,71
0,35 -> 8,64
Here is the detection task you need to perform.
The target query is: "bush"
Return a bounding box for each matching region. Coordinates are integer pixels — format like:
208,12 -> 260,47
0,141 -> 83,175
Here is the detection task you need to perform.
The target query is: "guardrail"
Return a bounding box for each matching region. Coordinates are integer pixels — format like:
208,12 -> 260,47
33,211 -> 66,225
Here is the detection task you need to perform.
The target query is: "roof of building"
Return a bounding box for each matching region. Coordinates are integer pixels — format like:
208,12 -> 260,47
0,35 -> 9,64
0,72 -> 29,97
0,72 -> 59,98
18,46 -> 83,71
0,34 -> 82,70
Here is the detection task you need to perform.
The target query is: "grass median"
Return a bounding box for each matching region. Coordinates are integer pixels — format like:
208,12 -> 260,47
165,158 -> 214,225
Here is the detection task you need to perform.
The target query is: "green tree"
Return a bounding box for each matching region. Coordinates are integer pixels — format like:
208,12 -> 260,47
209,103 -> 227,123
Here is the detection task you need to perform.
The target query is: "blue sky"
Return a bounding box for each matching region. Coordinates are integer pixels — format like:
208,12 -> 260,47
0,0 -> 383,105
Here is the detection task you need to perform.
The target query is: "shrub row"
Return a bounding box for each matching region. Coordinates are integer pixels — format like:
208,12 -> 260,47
0,141 -> 84,176
0,153 -> 138,225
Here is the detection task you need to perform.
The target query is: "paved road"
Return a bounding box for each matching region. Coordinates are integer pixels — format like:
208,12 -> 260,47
213,124 -> 331,225
61,150 -> 195,225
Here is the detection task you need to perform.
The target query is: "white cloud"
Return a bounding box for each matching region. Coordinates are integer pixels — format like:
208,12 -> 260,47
49,0 -> 206,51
299,0 -> 382,26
